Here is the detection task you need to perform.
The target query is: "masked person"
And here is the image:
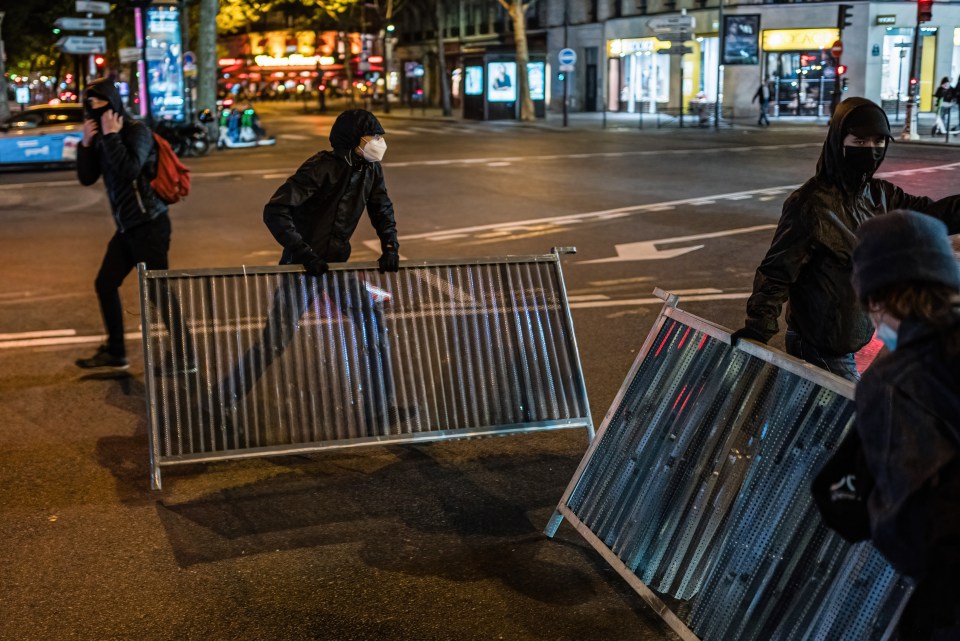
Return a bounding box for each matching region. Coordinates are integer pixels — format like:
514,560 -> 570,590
219,109 -> 404,427
847,211 -> 960,641
75,79 -> 193,372
732,97 -> 960,381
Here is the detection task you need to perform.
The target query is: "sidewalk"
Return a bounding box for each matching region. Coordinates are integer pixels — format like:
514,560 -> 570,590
260,96 -> 960,145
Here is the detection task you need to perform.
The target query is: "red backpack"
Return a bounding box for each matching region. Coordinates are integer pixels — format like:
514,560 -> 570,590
150,132 -> 191,204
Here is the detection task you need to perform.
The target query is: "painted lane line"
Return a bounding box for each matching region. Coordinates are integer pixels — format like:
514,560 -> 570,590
567,294 -> 610,302
0,329 -> 77,341
569,292 -> 749,309
0,331 -> 140,350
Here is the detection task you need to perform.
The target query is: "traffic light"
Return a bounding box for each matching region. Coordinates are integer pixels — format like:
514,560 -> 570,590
94,56 -> 106,67
918,0 -> 933,22
836,64 -> 847,75
837,4 -> 853,30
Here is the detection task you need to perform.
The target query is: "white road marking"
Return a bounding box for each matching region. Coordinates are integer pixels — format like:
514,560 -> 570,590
0,331 -> 140,350
569,292 -> 749,309
0,329 -> 77,341
567,294 -> 610,302
278,133 -> 311,140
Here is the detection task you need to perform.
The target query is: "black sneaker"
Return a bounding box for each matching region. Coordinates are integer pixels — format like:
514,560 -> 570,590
76,345 -> 129,371
152,352 -> 198,376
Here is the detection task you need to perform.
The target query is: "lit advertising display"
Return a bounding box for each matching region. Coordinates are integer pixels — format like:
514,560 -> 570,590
527,62 -> 545,100
145,5 -> 185,121
465,66 -> 483,95
487,62 -> 517,102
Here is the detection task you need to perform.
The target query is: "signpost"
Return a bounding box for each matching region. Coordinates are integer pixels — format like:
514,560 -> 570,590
559,48 -> 577,128
647,15 -> 695,33
54,17 -> 105,31
119,47 -> 141,64
55,36 -> 107,55
830,40 -> 843,59
75,0 -> 110,14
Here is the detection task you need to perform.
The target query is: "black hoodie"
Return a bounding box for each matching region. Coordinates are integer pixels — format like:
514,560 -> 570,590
742,97 -> 960,355
77,79 -> 166,232
263,109 -> 397,265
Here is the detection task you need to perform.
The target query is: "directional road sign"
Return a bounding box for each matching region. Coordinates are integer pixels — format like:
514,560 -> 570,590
54,17 -> 105,31
119,47 -> 141,64
831,40 -> 843,59
657,31 -> 692,43
558,48 -> 577,66
76,0 -> 110,14
657,44 -> 694,56
647,15 -> 695,33
55,35 -> 107,55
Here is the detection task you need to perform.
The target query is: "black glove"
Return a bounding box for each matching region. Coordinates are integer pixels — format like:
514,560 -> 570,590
730,326 -> 768,345
303,255 -> 329,278
378,251 -> 400,273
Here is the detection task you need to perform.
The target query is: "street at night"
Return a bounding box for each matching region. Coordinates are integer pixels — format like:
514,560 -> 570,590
2,103 -> 959,639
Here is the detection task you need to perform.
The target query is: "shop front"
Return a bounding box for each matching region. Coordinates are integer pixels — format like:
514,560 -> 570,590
880,26 -> 937,116
762,28 -> 839,117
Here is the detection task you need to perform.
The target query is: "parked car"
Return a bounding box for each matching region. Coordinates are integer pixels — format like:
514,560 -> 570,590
0,104 -> 85,168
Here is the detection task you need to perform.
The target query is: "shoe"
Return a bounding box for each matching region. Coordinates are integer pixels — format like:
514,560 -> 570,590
152,352 -> 198,376
76,345 -> 129,371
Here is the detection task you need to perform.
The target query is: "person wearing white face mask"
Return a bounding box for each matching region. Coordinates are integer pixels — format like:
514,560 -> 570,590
848,210 -> 960,641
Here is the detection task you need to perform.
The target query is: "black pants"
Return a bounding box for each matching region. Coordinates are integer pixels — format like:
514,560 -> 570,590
897,567 -> 960,641
758,100 -> 770,125
95,215 -> 188,358
785,329 -> 861,382
224,271 -> 395,418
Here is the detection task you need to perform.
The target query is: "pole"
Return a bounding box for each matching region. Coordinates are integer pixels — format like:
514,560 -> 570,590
714,0 -> 723,129
900,25 -> 920,140
562,0 -> 568,127
601,17 -> 607,129
678,53 -> 684,128
0,11 -> 10,121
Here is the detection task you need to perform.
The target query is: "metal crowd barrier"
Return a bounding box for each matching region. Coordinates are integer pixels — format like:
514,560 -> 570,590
546,290 -> 911,641
138,249 -> 592,489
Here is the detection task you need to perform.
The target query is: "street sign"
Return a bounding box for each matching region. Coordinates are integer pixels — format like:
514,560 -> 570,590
54,17 -> 105,31
75,0 -> 110,14
831,40 -> 843,59
119,47 -> 141,64
657,31 -> 692,43
55,35 -> 106,55
183,51 -> 196,67
657,44 -> 694,56
558,48 -> 577,67
647,15 -> 695,33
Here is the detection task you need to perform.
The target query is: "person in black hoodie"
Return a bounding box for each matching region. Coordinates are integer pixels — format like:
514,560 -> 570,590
219,109 -> 404,426
75,79 -> 192,371
732,97 -> 960,381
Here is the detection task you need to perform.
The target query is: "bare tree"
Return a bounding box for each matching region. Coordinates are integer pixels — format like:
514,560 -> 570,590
197,0 -> 219,119
495,0 -> 534,121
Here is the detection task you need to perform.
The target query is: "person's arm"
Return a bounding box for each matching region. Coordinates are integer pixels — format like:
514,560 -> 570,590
77,119 -> 101,186
739,195 -> 816,342
367,164 -> 400,272
262,156 -> 325,258
882,182 -> 960,234
99,115 -> 152,183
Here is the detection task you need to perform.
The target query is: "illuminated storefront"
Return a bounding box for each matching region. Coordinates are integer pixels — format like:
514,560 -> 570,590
880,27 -> 937,113
762,28 -> 839,117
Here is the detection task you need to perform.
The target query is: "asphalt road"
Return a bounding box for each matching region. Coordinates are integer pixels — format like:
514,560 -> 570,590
1,102 -> 958,640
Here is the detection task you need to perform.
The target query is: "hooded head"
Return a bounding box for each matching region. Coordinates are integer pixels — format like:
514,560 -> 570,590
329,109 -> 385,157
83,78 -> 125,122
852,210 -> 960,304
816,97 -> 892,187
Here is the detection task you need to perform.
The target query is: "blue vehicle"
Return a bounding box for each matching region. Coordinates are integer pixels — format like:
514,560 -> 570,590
0,104 -> 85,169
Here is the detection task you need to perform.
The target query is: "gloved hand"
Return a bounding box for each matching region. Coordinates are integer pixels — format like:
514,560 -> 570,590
378,251 -> 400,273
730,326 -> 768,345
303,255 -> 329,278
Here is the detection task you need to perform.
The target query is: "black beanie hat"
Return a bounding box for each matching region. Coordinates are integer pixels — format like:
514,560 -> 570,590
852,210 -> 960,303
329,109 -> 385,151
843,103 -> 892,139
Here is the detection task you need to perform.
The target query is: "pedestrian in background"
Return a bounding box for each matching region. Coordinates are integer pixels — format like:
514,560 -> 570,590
848,210 -> 960,641
932,77 -> 954,135
732,97 -> 960,381
752,77 -> 771,126
74,79 -> 192,372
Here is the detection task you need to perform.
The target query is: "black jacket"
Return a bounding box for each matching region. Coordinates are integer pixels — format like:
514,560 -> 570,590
855,315 -> 960,578
742,97 -> 960,355
263,149 -> 398,264
77,79 -> 166,233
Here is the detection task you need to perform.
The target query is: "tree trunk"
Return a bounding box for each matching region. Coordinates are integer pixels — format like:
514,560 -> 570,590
499,0 -> 534,121
197,0 -> 219,122
435,0 -> 451,116
0,17 -> 9,122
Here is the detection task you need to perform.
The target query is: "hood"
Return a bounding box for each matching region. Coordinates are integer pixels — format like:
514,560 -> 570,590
815,97 -> 891,187
84,78 -> 125,118
329,109 -> 385,154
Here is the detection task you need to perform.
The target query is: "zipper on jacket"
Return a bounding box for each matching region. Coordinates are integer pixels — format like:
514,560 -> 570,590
132,179 -> 147,214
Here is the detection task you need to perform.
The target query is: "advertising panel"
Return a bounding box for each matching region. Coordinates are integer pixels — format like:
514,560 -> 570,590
527,62 -> 545,100
465,66 -> 483,95
722,14 -> 761,65
487,62 -> 517,102
145,5 -> 185,121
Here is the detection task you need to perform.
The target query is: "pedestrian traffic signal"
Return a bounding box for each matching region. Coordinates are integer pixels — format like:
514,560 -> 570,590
836,64 -> 847,75
918,0 -> 933,22
94,56 -> 105,67
837,4 -> 853,30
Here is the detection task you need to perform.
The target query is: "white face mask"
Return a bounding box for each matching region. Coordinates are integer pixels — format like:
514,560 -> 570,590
359,136 -> 387,162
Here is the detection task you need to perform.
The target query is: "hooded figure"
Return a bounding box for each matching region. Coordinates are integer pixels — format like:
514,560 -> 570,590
732,97 -> 960,380
75,79 -> 188,372
263,108 -> 397,271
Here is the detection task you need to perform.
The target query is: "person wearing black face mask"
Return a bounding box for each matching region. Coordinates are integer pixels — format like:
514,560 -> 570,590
731,97 -> 960,381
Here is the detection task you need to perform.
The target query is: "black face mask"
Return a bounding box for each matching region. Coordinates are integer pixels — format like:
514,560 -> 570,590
84,99 -> 111,122
843,145 -> 885,179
